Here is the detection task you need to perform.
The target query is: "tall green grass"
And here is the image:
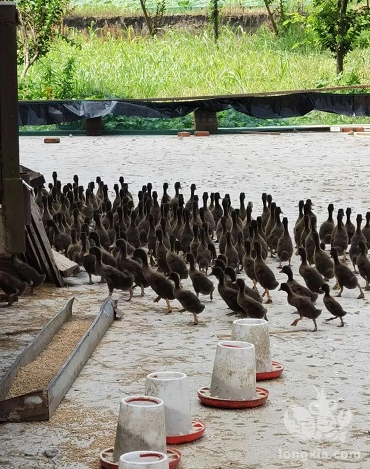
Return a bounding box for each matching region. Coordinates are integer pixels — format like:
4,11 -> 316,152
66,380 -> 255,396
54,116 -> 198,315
20,25 -> 370,100
19,25 -> 370,128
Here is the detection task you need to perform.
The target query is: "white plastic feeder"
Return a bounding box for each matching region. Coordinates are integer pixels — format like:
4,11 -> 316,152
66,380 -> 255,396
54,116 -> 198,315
113,396 -> 167,463
145,372 -> 193,437
118,451 -> 169,469
231,318 -> 272,373
210,341 -> 256,400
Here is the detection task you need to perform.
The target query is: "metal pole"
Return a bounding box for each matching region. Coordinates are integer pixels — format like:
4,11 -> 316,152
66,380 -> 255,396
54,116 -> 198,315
0,1 -> 25,253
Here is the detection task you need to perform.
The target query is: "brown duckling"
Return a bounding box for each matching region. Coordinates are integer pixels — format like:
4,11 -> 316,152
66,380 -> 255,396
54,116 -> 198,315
298,247 -> 325,294
235,278 -> 267,319
67,229 -> 82,263
187,253 -> 214,300
89,231 -> 116,268
331,212 -> 348,259
133,248 -> 175,313
279,282 -> 321,332
47,219 -> 72,256
0,271 -> 27,305
90,246 -> 134,299
279,265 -> 318,302
225,231 -> 239,271
319,203 -> 335,244
210,266 -> 244,314
81,232 -> 97,284
322,283 -> 347,327
277,217 -> 293,268
312,232 -> 334,281
345,207 -> 356,244
196,228 -> 213,274
115,238 -> 149,296
168,272 -> 205,325
242,239 -> 257,288
11,254 -> 46,294
330,247 -> 364,298
349,214 -> 367,272
356,241 -> 370,290
293,200 -> 305,251
166,234 -> 188,280
253,241 -> 279,303
362,212 -> 370,247
155,228 -> 170,274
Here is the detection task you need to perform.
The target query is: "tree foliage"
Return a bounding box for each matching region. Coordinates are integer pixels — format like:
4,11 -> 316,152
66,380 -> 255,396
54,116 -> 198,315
308,0 -> 370,74
6,0 -> 69,79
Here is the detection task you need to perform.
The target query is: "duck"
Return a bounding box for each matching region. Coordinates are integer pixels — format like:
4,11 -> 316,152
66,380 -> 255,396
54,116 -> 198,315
312,232 -> 334,281
196,228 -> 213,274
279,265 -> 318,302
168,272 -> 205,325
260,193 -> 270,230
253,241 -> 279,303
179,209 -> 193,254
330,247 -> 364,298
225,231 -> 239,271
217,216 -> 228,254
298,247 -> 325,293
90,246 -> 134,299
230,210 -> 243,244
0,271 -> 28,305
349,214 -> 367,272
187,253 -> 214,300
362,212 -> 370,247
133,248 -> 175,313
67,229 -> 82,263
293,200 -> 305,251
184,183 -> 197,212
155,228 -> 170,274
277,217 -> 293,268
47,219 -> 72,256
210,266 -> 244,314
345,207 -> 356,244
93,211 -> 110,250
211,192 -> 223,226
321,283 -> 347,327
268,206 -> 284,254
166,234 -> 188,279
234,232 -> 246,270
356,241 -> 370,290
331,212 -> 348,258
229,270 -> 262,303
127,212 -> 141,248
89,231 -> 116,268
161,182 -> 171,205
279,282 -> 321,332
223,266 -> 239,291
81,232 -> 97,284
11,254 -> 46,294
115,238 -> 149,296
242,239 -> 257,288
319,203 -> 335,244
235,278 -> 267,319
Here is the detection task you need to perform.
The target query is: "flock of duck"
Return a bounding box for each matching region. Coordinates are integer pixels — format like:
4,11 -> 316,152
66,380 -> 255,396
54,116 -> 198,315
2,174 -> 370,332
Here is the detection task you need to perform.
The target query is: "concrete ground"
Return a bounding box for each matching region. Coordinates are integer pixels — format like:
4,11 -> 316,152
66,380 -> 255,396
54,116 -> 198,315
1,132 -> 370,469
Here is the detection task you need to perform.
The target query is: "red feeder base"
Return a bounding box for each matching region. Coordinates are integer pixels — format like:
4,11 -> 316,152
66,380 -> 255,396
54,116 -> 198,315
197,386 -> 269,409
166,420 -> 205,444
256,361 -> 284,381
99,447 -> 181,469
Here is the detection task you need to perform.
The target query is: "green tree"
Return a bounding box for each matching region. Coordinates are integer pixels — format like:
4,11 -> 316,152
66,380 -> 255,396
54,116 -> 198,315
7,0 -> 69,79
309,0 -> 370,74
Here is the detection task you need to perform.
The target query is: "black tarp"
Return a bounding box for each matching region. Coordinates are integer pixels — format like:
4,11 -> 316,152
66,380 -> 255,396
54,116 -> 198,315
18,92 -> 370,126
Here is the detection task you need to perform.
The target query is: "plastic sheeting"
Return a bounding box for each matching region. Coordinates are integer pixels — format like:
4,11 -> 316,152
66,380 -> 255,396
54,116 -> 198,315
18,92 -> 370,126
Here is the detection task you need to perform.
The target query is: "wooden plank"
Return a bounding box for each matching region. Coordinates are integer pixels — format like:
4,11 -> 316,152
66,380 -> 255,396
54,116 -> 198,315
47,297 -> 115,418
52,249 -> 80,277
28,197 -> 64,287
0,297 -> 74,402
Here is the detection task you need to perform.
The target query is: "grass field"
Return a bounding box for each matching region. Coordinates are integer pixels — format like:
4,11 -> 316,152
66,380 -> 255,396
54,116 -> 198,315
19,22 -> 370,129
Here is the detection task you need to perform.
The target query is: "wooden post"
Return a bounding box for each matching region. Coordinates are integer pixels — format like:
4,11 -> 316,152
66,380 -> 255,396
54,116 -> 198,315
194,109 -> 218,133
0,2 -> 25,253
85,117 -> 102,136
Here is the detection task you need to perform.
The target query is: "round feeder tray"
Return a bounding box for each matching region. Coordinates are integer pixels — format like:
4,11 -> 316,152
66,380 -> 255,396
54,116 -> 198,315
197,386 -> 269,409
166,420 -> 205,444
256,361 -> 284,381
99,447 -> 182,469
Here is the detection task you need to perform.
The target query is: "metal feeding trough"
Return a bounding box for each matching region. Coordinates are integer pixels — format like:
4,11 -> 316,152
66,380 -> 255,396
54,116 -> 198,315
0,296 -> 118,422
